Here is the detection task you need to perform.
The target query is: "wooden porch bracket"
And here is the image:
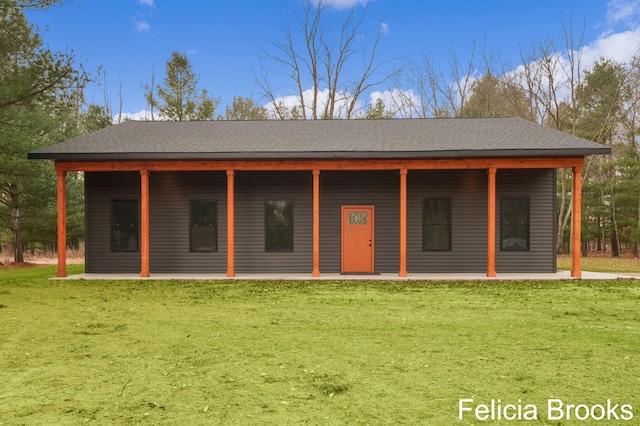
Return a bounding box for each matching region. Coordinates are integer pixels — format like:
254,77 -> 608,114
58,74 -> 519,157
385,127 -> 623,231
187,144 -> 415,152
312,169 -> 320,277
226,169 -> 235,277
140,170 -> 150,277
487,167 -> 497,277
56,168 -> 67,278
399,168 -> 408,277
571,164 -> 583,278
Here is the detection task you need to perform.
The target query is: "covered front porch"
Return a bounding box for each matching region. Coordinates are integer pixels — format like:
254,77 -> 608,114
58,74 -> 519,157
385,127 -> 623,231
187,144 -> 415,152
53,156 -> 585,279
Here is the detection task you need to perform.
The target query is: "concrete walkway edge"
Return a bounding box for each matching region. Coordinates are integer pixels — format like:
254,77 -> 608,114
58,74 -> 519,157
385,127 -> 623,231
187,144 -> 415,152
53,271 -> 638,281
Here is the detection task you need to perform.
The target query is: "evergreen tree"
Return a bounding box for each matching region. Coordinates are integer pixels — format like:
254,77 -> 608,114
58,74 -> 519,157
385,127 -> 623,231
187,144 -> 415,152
224,96 -> 268,120
575,59 -> 630,256
364,98 -> 394,119
458,73 -> 534,120
144,52 -> 219,121
0,0 -> 90,262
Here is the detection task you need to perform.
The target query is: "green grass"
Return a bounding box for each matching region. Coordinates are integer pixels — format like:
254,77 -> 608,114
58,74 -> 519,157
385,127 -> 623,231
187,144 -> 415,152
557,255 -> 640,273
1,268 -> 639,425
1,264 -> 84,282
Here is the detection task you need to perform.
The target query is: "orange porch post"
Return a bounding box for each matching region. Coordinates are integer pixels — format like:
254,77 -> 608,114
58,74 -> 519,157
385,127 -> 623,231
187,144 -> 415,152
487,167 -> 497,277
399,168 -> 408,277
140,170 -> 150,277
571,165 -> 583,278
56,169 -> 67,277
312,169 -> 320,277
226,169 -> 235,277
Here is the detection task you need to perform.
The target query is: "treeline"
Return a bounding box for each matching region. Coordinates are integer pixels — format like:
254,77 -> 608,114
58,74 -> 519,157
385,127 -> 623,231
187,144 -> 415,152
0,0 -> 111,262
1,0 -> 638,261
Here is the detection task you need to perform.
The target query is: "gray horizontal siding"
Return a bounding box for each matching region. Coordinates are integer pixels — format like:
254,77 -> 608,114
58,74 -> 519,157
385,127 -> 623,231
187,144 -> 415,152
234,171 -> 313,273
85,168 -> 556,275
85,172 -> 141,273
407,170 -> 488,272
86,171 -> 227,274
149,171 -> 227,273
496,169 -> 555,273
407,169 -> 555,273
319,171 -> 400,273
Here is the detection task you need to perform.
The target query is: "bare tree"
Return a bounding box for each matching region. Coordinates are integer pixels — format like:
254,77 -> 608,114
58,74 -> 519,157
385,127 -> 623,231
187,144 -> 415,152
393,55 -> 451,118
94,67 -> 127,124
256,0 -> 399,119
392,41 -> 485,118
518,21 -> 586,254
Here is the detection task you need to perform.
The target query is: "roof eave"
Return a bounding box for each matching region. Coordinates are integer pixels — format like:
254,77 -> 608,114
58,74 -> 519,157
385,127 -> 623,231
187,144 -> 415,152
28,148 -> 611,162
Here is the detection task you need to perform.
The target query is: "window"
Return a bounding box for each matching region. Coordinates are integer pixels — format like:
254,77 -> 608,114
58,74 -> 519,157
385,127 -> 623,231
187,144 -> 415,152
348,211 -> 368,225
501,198 -> 529,251
112,200 -> 139,252
423,198 -> 451,251
265,200 -> 293,251
190,200 -> 217,252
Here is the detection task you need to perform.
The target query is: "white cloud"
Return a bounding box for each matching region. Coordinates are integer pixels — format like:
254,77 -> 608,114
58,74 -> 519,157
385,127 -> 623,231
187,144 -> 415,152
498,26 -> 640,123
509,27 -> 640,88
379,22 -> 389,35
265,87 -> 420,119
312,0 -> 373,10
580,29 -> 640,65
607,0 -> 640,25
114,109 -> 160,123
369,89 -> 419,118
138,0 -> 154,6
264,87 -> 364,119
264,5 -> 640,118
134,20 -> 150,32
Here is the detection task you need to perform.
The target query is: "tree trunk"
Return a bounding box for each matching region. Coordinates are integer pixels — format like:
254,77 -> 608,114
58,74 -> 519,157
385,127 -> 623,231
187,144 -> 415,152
556,169 -> 570,254
611,228 -> 620,257
11,193 -> 24,263
611,198 -> 620,257
636,200 -> 640,258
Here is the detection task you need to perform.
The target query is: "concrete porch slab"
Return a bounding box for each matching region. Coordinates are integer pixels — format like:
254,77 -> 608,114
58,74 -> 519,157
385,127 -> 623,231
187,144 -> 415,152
53,270 -> 636,281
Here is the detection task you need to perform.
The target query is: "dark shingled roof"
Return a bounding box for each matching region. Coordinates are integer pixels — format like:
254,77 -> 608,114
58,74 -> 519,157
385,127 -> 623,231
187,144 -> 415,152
28,117 -> 610,161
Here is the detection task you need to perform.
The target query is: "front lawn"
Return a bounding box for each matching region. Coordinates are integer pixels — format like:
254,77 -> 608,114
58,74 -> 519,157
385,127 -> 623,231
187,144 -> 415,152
557,255 -> 640,273
1,269 -> 639,424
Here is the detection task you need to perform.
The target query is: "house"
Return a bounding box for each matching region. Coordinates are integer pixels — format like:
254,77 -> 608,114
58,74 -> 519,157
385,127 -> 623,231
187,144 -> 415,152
28,117 -> 610,278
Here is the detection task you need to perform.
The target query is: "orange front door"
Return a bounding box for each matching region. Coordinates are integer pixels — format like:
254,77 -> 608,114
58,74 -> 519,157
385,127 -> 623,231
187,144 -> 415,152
341,206 -> 374,273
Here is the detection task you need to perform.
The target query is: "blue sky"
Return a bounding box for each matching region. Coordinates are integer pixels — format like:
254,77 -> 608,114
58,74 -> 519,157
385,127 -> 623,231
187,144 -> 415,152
26,0 -> 640,119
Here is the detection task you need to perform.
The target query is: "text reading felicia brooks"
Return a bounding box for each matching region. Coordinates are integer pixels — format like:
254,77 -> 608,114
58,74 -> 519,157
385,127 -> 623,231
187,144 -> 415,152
459,399 -> 633,421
